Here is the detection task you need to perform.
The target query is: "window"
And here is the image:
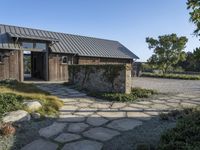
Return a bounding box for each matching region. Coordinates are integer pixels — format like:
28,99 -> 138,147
0,54 -> 3,63
22,42 -> 33,49
35,43 -> 46,50
62,56 -> 68,64
21,42 -> 46,50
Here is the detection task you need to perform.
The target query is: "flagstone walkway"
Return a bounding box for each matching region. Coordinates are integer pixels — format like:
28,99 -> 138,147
21,83 -> 200,150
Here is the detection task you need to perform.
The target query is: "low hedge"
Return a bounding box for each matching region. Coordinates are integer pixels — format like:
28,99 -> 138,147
158,108 -> 200,150
88,88 -> 157,102
141,72 -> 200,80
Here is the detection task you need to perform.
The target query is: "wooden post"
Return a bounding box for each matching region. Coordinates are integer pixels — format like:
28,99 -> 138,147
18,50 -> 24,82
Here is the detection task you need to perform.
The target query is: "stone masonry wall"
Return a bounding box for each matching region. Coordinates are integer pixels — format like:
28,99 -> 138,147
68,64 -> 132,93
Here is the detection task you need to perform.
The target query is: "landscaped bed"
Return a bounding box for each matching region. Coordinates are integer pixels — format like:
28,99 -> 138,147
88,88 -> 157,102
158,107 -> 200,150
0,80 -> 63,118
141,72 -> 200,80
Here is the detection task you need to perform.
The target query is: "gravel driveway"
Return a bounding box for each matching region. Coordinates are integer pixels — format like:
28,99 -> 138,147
132,77 -> 200,94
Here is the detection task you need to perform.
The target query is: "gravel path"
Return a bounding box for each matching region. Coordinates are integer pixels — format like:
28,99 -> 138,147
132,77 -> 200,94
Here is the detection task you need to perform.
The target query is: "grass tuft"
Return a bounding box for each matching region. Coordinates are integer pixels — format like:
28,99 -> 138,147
0,80 -> 63,118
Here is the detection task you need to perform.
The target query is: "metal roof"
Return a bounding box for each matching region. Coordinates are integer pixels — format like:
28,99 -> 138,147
0,24 -> 139,59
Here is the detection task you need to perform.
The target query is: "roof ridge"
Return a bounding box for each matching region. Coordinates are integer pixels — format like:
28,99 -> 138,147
0,23 -> 119,43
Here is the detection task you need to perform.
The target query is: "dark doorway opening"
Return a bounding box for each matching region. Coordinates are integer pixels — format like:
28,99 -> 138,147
23,51 -> 47,81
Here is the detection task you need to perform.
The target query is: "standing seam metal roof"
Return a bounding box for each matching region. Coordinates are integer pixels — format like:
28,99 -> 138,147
0,24 -> 139,59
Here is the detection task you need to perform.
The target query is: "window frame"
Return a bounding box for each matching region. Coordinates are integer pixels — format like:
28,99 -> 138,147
61,56 -> 68,64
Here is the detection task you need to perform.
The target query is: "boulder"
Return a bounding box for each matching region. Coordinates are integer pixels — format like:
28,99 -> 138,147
23,100 -> 42,111
2,110 -> 30,123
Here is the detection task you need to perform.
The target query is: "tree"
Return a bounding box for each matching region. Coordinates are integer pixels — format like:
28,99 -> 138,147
146,34 -> 188,74
187,0 -> 200,35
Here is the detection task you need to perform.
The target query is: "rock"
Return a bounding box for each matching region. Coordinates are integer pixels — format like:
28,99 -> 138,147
23,100 -> 42,111
2,110 -> 30,123
54,133 -> 81,143
83,127 -> 120,141
21,139 -> 58,150
39,122 -> 66,138
107,118 -> 143,131
62,140 -> 103,150
31,113 -> 41,119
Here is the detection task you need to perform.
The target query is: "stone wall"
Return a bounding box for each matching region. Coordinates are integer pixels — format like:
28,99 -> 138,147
68,64 -> 132,93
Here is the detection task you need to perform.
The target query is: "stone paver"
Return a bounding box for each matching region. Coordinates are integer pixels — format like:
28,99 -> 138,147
107,118 -> 143,131
83,127 -> 120,141
39,122 -> 66,138
86,114 -> 109,126
62,140 -> 103,150
21,83 -> 200,150
68,123 -> 89,133
21,139 -> 58,150
54,133 -> 81,143
97,111 -> 126,119
58,114 -> 85,122
127,112 -> 152,121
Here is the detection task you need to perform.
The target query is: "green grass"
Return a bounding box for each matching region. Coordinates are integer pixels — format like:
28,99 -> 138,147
88,88 -> 157,102
141,72 -> 200,80
158,107 -> 200,150
0,80 -> 63,118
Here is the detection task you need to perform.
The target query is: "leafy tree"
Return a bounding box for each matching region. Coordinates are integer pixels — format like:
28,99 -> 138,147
187,0 -> 200,35
146,34 -> 188,74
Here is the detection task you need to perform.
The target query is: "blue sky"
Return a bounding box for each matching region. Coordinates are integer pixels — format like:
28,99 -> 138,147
1,0 -> 199,61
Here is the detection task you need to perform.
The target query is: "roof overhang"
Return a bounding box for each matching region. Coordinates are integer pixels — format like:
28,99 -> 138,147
7,32 -> 59,43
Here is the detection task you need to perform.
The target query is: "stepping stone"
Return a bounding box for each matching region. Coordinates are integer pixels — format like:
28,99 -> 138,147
62,140 -> 103,150
90,102 -> 111,109
68,123 -> 89,133
86,115 -> 108,126
111,103 -> 127,109
76,103 -> 91,108
120,107 -> 143,111
151,104 -> 171,110
97,111 -> 126,120
59,105 -> 78,111
74,111 -> 95,117
180,102 -> 197,108
129,103 -> 150,109
127,112 -> 152,121
39,122 -> 66,138
107,118 -> 143,131
21,139 -> 58,150
58,114 -> 85,122
83,127 -> 120,141
54,133 -> 81,143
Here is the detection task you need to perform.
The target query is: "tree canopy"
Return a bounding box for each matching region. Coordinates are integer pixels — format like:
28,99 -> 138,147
187,0 -> 200,35
146,34 -> 188,74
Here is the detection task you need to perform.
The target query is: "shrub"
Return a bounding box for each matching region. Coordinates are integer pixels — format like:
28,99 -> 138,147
158,108 -> 200,150
0,93 -> 24,118
141,72 -> 200,80
88,88 -> 156,102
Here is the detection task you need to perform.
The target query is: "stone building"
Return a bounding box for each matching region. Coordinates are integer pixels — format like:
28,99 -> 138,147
0,24 -> 139,81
